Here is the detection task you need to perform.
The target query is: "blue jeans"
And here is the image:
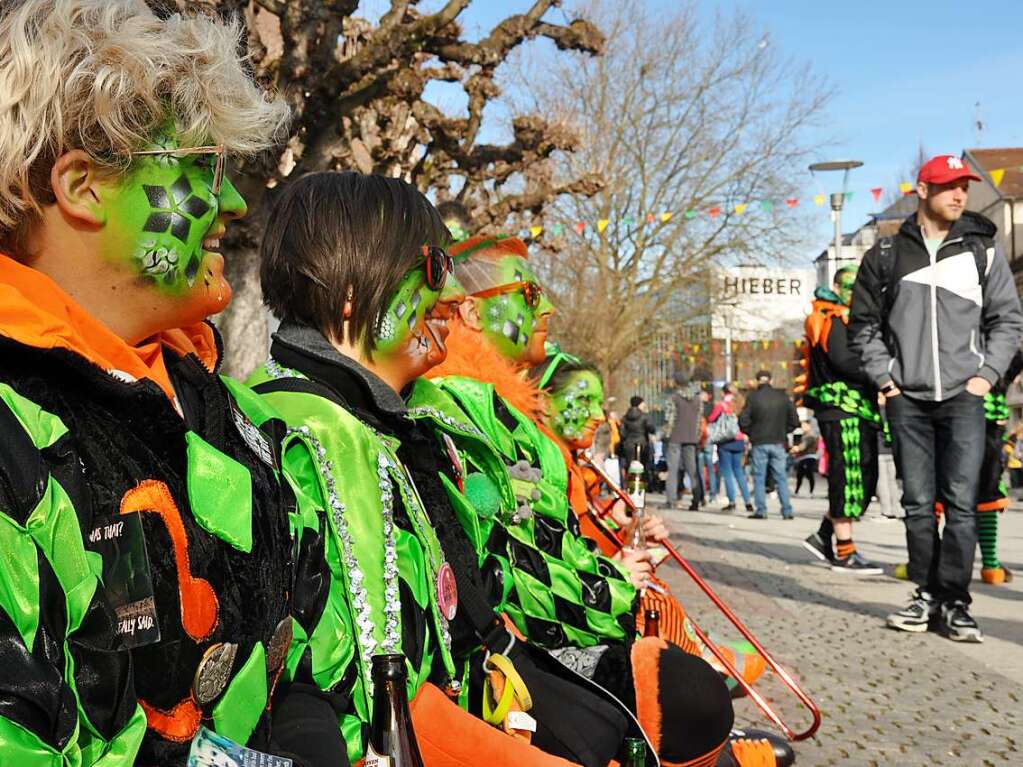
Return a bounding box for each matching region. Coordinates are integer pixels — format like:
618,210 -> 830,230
699,445 -> 719,498
718,447 -> 750,505
751,443 -> 793,517
887,390 -> 985,604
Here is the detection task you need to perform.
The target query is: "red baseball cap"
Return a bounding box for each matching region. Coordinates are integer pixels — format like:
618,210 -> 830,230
917,155 -> 981,185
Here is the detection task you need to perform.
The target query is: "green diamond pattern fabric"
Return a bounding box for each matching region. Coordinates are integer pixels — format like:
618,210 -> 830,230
212,642 -> 267,744
185,431 -> 254,553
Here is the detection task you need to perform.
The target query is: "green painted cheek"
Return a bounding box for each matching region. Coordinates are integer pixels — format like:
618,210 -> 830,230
480,293 -> 536,358
108,159 -> 219,293
375,269 -> 439,353
551,373 -> 603,440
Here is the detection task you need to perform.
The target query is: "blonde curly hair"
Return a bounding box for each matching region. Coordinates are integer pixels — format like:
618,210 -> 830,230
0,0 -> 290,254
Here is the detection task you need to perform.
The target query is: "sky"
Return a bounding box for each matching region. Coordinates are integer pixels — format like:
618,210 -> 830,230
359,0 -> 1023,260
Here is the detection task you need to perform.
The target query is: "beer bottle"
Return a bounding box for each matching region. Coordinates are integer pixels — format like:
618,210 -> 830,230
627,446 -> 647,549
643,607 -> 660,638
623,737 -> 647,767
364,654 -> 425,767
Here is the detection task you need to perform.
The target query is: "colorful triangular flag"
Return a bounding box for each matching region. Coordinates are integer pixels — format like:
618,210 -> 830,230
870,187 -> 883,203
760,200 -> 774,212
991,168 -> 1006,187
899,182 -> 913,196
529,225 -> 543,238
551,223 -> 563,236
708,206 -> 721,218
574,222 -> 586,235
597,219 -> 609,233
735,203 -> 748,214
785,198 -> 799,208
660,212 -> 673,223
813,194 -> 825,206
844,191 -> 854,202
684,209 -> 696,219
646,213 -> 655,224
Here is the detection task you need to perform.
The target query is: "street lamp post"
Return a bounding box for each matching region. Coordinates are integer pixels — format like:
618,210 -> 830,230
717,298 -> 737,383
809,160 -> 863,287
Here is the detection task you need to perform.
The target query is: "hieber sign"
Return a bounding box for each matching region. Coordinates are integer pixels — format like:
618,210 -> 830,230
711,266 -> 815,341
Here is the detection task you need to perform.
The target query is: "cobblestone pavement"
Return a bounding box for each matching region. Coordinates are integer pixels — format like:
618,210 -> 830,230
652,489 -> 1022,767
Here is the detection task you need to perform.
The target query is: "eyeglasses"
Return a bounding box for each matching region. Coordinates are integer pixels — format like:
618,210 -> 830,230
422,245 -> 454,291
129,144 -> 226,195
471,280 -> 543,309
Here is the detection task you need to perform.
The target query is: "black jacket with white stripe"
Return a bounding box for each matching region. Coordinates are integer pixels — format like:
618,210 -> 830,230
848,211 -> 1023,402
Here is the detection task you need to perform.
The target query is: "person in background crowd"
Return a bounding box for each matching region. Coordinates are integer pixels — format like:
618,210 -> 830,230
791,420 -> 819,496
1007,422 -> 1023,493
875,399 -> 901,520
739,371 -> 799,519
801,264 -> 883,574
709,384 -> 753,513
620,394 -> 656,485
849,154 -> 1023,641
699,386 -> 720,504
591,409 -> 620,485
664,373 -> 704,511
971,351 -> 1023,584
437,199 -> 473,243
607,404 -> 622,457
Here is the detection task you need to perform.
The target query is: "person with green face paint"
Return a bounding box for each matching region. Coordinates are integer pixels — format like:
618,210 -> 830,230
545,365 -> 607,450
801,265 -> 884,574
0,3 -> 350,767
427,239 -> 777,767
250,170 -> 635,767
532,349 -> 781,725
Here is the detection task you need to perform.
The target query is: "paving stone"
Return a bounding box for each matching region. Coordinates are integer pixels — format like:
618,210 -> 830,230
649,488 -> 1023,766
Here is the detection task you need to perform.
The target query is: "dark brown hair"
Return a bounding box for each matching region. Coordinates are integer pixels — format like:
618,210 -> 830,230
260,171 -> 449,354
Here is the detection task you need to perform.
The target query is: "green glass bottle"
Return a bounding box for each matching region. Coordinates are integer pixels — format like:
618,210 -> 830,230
623,737 -> 646,767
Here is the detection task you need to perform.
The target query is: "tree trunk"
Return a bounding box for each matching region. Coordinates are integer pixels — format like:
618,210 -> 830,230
214,179 -> 271,379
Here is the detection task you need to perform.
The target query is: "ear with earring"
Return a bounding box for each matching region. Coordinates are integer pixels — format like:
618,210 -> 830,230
343,284 -> 354,319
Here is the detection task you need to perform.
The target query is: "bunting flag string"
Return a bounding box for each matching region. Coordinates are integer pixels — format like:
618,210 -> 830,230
525,163 -> 1021,239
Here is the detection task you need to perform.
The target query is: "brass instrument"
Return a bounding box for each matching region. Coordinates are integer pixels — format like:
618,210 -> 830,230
579,451 -> 822,741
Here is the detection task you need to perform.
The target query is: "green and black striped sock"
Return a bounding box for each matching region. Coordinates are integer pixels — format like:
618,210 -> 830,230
977,511 -> 1000,570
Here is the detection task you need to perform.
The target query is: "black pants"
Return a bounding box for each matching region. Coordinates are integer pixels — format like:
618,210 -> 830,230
794,456 -> 816,494
819,417 -> 879,519
887,390 -> 985,604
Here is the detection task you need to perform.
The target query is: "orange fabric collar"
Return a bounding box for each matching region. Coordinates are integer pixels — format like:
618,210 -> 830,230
0,253 -> 218,402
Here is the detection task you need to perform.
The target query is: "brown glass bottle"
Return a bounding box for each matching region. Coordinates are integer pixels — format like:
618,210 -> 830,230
643,608 -> 660,638
364,654 -> 426,767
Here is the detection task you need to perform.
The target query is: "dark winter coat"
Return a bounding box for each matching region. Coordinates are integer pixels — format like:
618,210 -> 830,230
620,406 -> 655,456
738,384 -> 799,446
848,211 -> 1023,402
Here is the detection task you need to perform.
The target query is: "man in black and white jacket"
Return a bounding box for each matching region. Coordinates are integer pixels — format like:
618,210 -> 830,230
849,154 -> 1023,642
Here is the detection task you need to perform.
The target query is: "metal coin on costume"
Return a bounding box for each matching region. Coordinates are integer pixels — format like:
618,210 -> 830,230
193,642 -> 238,706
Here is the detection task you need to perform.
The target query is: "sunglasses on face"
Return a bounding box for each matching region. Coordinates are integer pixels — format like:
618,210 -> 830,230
471,280 -> 544,309
129,144 -> 226,195
422,245 -> 454,291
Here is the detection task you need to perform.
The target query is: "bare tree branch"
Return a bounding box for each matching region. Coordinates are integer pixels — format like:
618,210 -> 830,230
151,0 -> 607,376
504,0 -> 831,395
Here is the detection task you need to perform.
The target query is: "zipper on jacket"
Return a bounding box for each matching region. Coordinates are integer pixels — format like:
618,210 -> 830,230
929,242 -> 944,400
969,329 -> 985,370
